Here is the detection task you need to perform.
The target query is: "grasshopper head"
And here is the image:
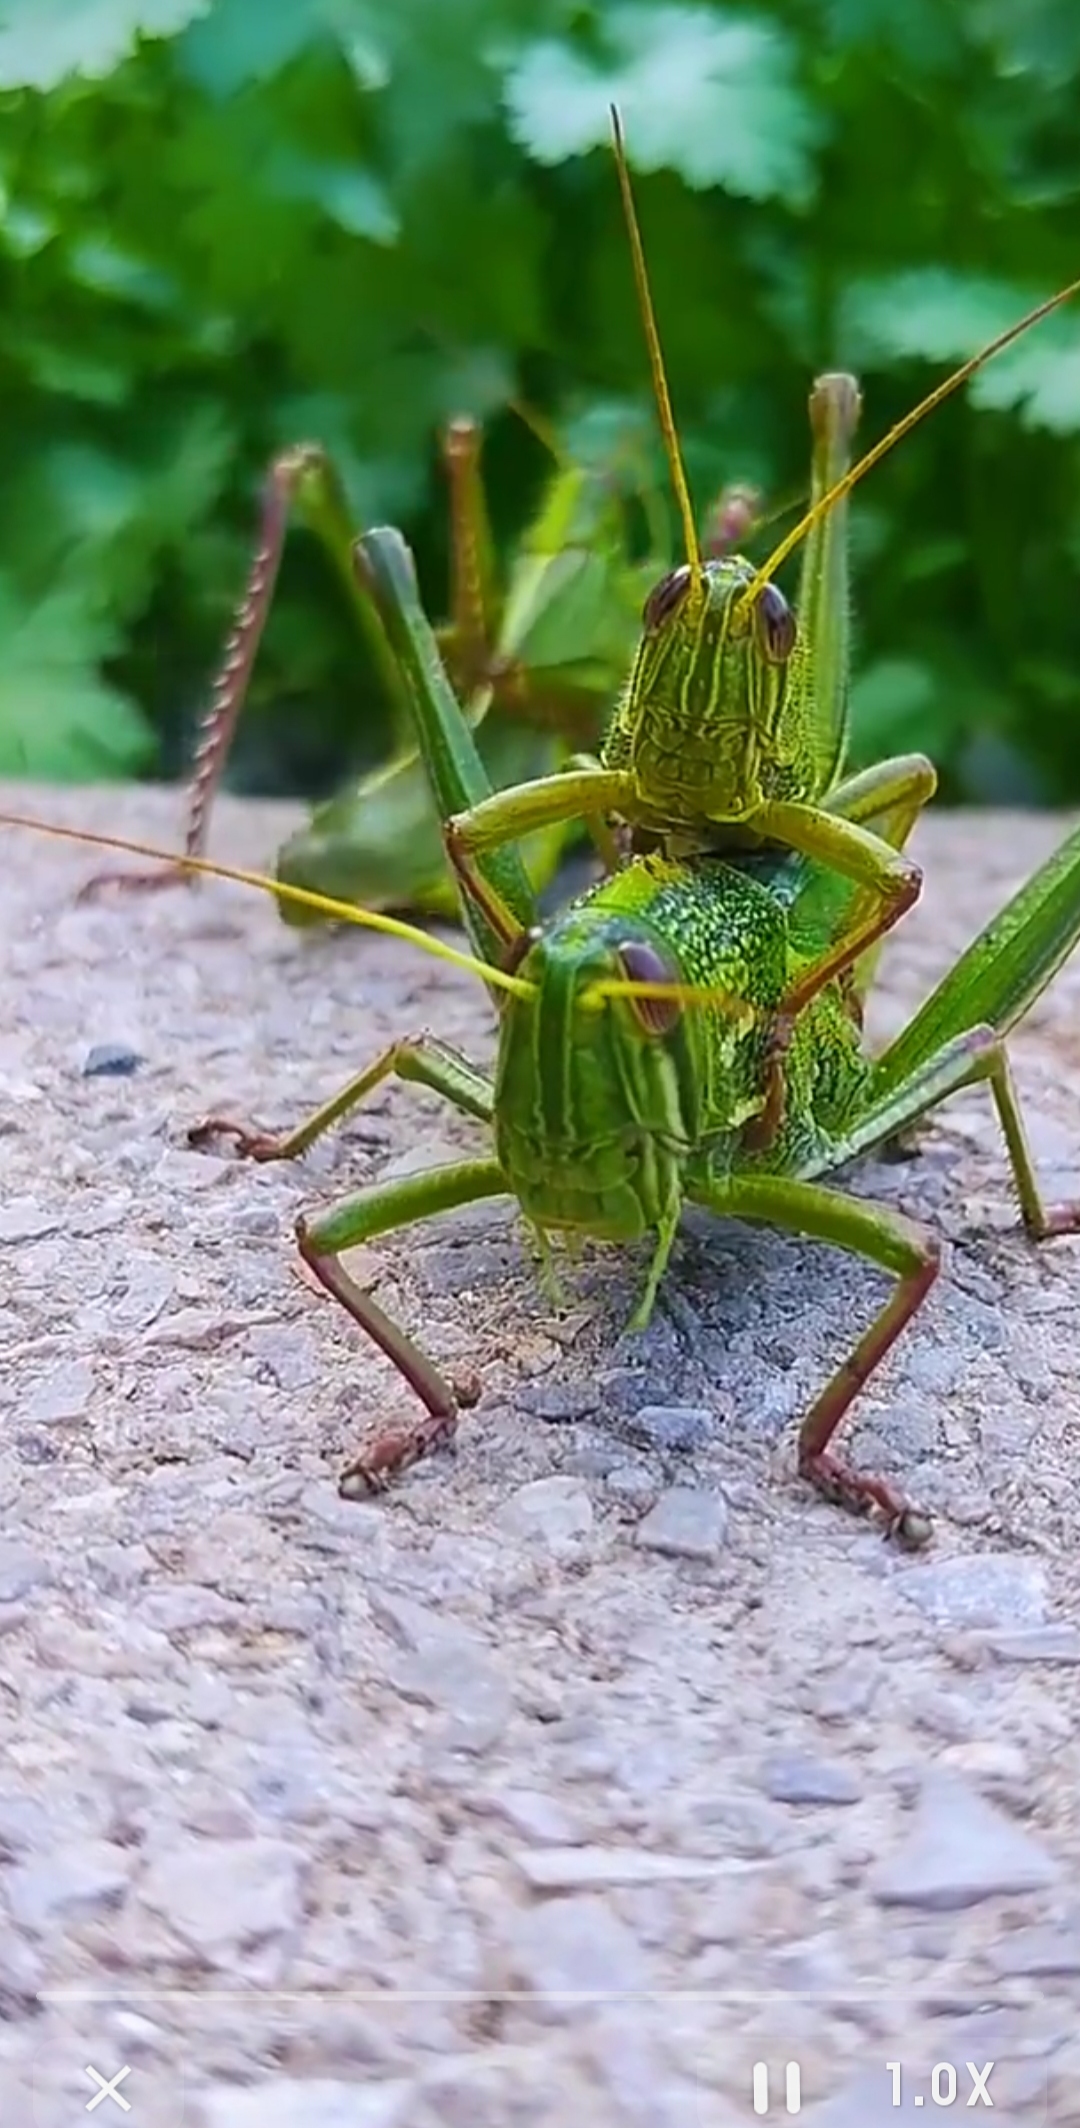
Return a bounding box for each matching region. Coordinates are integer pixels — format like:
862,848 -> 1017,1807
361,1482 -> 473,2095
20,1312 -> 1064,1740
608,553 -> 800,825
642,553 -> 796,661
494,909 -> 706,1245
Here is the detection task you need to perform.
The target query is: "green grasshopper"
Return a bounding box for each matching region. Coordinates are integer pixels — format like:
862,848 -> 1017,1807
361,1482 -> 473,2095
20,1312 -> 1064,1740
81,403 -> 676,921
442,112 -> 1080,1141
12,525 -> 1080,1549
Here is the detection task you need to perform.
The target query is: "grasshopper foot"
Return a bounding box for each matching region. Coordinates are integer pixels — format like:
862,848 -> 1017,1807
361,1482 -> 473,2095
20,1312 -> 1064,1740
801,1447 -> 932,1549
187,1116 -> 285,1161
338,1372 -> 481,1497
338,1411 -> 458,1495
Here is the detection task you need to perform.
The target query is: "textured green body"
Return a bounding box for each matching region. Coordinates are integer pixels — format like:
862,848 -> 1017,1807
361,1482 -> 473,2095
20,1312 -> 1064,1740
495,847 -> 871,1248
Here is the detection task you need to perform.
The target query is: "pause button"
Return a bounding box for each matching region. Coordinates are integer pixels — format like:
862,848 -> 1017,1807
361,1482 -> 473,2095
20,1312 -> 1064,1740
752,2062 -> 802,2114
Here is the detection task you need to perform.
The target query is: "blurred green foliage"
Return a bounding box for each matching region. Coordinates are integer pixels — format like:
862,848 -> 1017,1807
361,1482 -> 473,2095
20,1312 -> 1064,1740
1,0 -> 1080,801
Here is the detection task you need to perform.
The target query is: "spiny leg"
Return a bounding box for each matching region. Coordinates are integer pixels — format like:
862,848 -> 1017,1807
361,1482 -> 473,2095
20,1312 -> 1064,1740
436,417 -> 502,701
841,1022 -> 1080,1241
761,798 -> 923,998
688,1169 -> 938,1545
745,754 -> 936,1151
189,1034 -> 494,1162
755,1019 -> 1080,1534
298,1156 -> 509,1489
78,447 -> 398,901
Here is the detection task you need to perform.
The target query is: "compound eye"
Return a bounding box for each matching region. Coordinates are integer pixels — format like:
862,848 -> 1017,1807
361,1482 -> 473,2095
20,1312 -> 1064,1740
642,564 -> 693,633
754,581 -> 797,662
616,938 -> 682,1036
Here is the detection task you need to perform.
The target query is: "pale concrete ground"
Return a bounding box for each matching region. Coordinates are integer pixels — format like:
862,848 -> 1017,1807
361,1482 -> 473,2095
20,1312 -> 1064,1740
3,783 -> 1080,2127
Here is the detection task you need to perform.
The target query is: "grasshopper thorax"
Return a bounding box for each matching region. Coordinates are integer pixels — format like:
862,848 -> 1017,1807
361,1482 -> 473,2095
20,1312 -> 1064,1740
602,554 -> 808,835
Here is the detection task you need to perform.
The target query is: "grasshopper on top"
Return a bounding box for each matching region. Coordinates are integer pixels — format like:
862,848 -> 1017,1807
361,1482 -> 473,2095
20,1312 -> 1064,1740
446,108 -> 1080,1144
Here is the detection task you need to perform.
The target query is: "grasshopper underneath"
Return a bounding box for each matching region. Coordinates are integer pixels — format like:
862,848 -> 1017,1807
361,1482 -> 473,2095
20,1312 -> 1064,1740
81,401 -> 685,921
10,525 -> 1080,1548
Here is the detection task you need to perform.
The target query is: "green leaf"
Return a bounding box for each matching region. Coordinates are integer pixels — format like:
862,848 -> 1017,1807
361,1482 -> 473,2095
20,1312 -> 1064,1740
970,333 -> 1080,434
841,270 -> 1080,433
0,0 -> 211,90
0,405 -> 234,627
0,201 -> 55,256
4,334 -> 131,405
178,0 -> 331,94
840,271 -> 1031,367
67,236 -> 180,308
819,0 -> 964,69
264,150 -> 399,245
504,6 -> 819,203
0,576 -> 154,779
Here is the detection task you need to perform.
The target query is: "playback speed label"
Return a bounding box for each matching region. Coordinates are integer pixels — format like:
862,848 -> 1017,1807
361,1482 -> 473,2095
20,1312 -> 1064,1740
887,2063 -> 995,2107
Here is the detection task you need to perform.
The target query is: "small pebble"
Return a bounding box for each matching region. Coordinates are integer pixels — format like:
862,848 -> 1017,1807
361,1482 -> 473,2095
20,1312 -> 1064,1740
605,1461 -> 660,1511
504,1890 -> 651,2007
138,1838 -> 305,1958
0,1198 -> 59,1243
5,1841 -> 129,1929
897,1554 -> 1047,1629
482,1788 -> 584,1845
872,1770 -> 1058,1910
517,1378 -> 601,1423
990,1922 -> 1080,1976
82,1042 -> 144,1077
626,1404 -> 717,1453
499,1475 -> 594,1547
0,1542 -> 52,1605
760,1753 -> 863,1807
389,1646 -> 511,1755
23,1362 -> 94,1425
634,1486 -> 729,1560
514,1846 -> 758,1891
985,1625 -> 1080,1664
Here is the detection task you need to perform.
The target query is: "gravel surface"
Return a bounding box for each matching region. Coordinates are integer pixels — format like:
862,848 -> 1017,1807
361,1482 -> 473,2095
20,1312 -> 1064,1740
4,782 -> 1080,2126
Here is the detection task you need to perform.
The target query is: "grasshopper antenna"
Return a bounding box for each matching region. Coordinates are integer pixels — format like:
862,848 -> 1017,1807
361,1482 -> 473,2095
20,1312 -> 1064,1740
0,814 -> 537,1003
583,973 -> 760,1028
742,275 -> 1080,606
610,105 -> 702,580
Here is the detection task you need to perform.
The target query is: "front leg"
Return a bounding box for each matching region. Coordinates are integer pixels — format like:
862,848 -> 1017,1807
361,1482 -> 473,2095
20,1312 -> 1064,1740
444,764 -> 635,920
301,1157 -> 509,1488
745,756 -> 936,1148
758,796 -> 925,1010
189,1034 -> 494,1162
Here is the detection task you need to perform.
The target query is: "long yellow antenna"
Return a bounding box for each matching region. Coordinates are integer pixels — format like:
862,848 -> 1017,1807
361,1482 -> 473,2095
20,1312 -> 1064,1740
582,975 -> 759,1027
610,105 -> 702,578
742,275 -> 1080,605
0,814 -> 536,1001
